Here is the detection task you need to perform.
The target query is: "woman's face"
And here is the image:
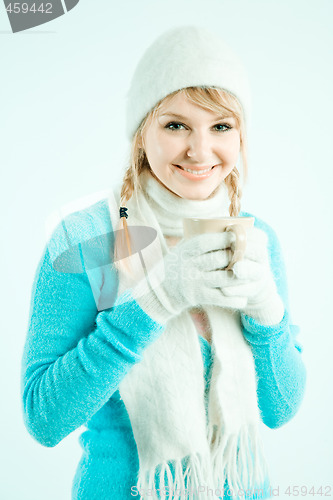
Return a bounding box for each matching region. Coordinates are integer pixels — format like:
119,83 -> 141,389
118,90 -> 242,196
141,92 -> 241,200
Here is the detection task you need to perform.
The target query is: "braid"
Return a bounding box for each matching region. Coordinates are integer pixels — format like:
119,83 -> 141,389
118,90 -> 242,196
114,168 -> 135,266
225,167 -> 242,216
120,166 -> 136,206
114,137 -> 149,272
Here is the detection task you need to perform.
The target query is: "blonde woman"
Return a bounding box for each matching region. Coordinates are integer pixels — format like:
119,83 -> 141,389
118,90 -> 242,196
21,26 -> 306,500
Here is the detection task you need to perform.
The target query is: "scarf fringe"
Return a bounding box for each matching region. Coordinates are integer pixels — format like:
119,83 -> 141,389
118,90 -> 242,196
136,451 -> 213,500
207,423 -> 270,497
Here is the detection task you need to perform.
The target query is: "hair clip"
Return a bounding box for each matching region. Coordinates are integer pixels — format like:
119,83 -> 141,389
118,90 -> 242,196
119,207 -> 128,219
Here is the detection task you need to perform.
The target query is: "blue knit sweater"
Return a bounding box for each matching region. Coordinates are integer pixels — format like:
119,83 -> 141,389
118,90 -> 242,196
21,198 -> 306,500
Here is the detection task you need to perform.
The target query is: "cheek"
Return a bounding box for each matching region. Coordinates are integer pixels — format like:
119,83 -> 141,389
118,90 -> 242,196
148,132 -> 178,162
157,134 -> 181,159
221,135 -> 241,163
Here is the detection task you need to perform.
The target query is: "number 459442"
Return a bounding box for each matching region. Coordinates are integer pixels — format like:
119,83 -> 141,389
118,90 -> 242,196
285,486 -> 332,496
6,3 -> 53,14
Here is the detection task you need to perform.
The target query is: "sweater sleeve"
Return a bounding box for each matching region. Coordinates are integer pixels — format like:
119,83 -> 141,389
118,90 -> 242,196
21,208 -> 164,448
239,213 -> 306,429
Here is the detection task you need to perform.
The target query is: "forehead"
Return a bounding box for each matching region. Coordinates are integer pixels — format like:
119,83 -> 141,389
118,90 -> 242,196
157,92 -> 235,120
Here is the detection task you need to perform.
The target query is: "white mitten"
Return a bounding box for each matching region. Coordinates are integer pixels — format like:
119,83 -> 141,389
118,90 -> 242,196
222,227 -> 285,325
132,231 -> 248,324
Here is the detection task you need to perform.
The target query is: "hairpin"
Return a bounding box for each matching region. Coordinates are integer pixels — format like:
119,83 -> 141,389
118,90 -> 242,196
119,207 -> 128,219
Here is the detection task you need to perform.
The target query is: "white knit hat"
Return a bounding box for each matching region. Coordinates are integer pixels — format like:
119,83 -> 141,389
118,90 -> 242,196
125,25 -> 252,140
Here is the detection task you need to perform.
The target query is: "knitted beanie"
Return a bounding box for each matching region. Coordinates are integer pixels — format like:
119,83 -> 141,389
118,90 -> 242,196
125,25 -> 252,141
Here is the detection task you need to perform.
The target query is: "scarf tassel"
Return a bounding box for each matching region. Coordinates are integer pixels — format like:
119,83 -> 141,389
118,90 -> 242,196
208,423 -> 270,498
136,451 -> 213,500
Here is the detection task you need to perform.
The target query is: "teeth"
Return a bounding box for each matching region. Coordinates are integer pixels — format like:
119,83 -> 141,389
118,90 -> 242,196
179,166 -> 212,175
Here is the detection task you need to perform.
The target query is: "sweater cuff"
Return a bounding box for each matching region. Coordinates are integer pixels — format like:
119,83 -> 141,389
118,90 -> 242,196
242,294 -> 285,326
134,287 -> 176,325
101,290 -> 165,359
241,309 -> 290,345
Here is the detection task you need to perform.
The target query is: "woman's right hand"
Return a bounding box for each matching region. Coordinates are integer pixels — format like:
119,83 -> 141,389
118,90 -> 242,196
133,232 -> 248,324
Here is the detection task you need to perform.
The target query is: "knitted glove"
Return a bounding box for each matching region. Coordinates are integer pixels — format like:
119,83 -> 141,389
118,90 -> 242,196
221,227 -> 285,325
131,231 -> 248,324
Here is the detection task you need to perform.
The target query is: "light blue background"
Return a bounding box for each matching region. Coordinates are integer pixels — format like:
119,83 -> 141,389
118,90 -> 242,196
1,1 -> 332,499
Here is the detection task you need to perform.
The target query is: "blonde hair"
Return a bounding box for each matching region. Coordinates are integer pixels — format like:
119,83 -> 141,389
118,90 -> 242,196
114,87 -> 248,267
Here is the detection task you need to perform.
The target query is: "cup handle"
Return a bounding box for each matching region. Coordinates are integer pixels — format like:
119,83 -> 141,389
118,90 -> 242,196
224,224 -> 246,270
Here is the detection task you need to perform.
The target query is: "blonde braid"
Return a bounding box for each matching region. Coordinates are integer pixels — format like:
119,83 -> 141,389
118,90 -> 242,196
120,165 -> 136,206
224,167 -> 242,216
114,136 -> 149,269
114,168 -> 135,264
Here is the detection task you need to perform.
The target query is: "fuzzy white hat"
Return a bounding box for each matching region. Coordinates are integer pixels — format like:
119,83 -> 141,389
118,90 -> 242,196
125,25 -> 252,140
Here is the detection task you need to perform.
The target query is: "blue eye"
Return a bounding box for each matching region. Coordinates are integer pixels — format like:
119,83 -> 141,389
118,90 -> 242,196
164,122 -> 185,130
214,123 -> 232,132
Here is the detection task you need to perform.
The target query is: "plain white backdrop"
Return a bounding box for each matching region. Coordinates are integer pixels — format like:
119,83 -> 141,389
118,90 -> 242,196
1,1 -> 332,499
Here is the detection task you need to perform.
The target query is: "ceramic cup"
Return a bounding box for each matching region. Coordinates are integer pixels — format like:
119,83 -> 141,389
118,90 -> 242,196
183,216 -> 255,270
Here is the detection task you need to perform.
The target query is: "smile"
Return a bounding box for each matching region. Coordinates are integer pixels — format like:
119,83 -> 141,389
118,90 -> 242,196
178,166 -> 212,174
173,164 -> 218,180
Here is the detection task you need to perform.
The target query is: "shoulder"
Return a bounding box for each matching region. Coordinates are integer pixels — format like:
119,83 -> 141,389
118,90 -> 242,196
239,210 -> 282,255
46,196 -> 115,272
240,210 -> 278,241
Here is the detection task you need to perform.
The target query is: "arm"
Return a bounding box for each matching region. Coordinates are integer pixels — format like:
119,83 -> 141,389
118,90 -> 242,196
21,211 -> 164,448
240,214 -> 306,429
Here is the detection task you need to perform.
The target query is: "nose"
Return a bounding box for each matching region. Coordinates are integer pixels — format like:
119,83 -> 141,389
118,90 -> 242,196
185,130 -> 215,161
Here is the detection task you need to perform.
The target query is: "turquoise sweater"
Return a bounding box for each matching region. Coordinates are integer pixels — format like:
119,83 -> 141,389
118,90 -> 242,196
21,198 -> 306,500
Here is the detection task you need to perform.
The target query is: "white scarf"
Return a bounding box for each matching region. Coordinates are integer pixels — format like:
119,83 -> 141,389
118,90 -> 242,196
107,170 -> 270,499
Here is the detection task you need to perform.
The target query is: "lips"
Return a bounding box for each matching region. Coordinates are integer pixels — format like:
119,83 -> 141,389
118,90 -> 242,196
174,165 -> 215,174
175,165 -> 215,172
173,164 -> 218,181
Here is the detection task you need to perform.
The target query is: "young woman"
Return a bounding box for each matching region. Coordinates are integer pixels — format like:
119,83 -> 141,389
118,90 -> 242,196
21,26 -> 306,500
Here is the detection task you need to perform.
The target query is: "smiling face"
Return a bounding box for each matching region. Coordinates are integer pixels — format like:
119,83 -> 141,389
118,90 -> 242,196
141,92 -> 241,200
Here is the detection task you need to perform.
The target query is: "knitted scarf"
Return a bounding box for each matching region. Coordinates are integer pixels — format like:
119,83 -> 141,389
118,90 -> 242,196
107,170 -> 270,500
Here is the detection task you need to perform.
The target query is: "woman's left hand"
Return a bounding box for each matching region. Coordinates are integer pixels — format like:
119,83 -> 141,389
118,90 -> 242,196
222,227 -> 285,325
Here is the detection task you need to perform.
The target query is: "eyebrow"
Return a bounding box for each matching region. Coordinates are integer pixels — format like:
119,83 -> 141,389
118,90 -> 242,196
159,112 -> 233,121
